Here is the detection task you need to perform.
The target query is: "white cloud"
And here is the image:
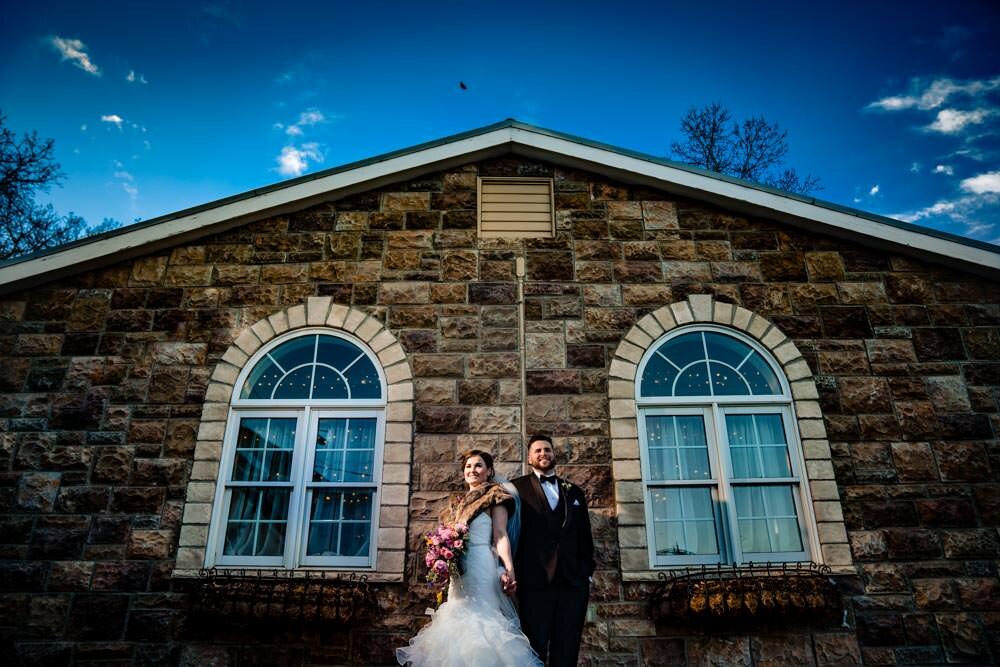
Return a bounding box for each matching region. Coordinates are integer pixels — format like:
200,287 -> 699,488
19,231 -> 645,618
891,190 -> 998,240
893,200 -> 957,222
927,108 -> 991,134
869,184 -> 880,196
933,164 -> 954,175
867,95 -> 914,111
49,36 -> 100,75
126,70 -> 148,84
275,143 -> 324,177
867,76 -> 1000,111
964,221 -> 993,236
960,171 -> 1000,194
111,169 -> 139,208
202,2 -> 244,27
101,114 -> 124,128
279,108 -> 328,137
910,162 -> 922,173
297,109 -> 325,126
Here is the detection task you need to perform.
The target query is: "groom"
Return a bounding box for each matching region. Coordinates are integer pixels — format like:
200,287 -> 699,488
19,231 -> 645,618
509,434 -> 595,666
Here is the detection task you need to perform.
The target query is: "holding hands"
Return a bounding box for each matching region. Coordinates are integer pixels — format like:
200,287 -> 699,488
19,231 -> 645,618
500,568 -> 517,596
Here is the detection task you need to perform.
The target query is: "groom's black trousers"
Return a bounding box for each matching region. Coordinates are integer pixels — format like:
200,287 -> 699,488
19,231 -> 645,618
518,582 -> 589,667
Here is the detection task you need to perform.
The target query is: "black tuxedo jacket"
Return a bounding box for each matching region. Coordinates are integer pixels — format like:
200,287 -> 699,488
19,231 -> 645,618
512,473 -> 595,589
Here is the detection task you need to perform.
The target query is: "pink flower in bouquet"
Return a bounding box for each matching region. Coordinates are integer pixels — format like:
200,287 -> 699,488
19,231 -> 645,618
423,520 -> 470,604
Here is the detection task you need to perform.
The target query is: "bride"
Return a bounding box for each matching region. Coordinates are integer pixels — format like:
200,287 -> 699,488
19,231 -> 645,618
396,450 -> 542,666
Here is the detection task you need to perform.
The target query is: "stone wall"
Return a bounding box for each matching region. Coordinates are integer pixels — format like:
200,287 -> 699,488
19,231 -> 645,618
0,156 -> 997,665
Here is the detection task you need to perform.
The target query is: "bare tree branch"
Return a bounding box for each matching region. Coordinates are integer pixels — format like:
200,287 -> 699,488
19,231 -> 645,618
670,103 -> 821,195
0,111 -> 110,260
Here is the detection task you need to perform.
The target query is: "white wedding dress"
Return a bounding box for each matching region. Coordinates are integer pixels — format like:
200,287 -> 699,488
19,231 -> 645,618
396,512 -> 542,666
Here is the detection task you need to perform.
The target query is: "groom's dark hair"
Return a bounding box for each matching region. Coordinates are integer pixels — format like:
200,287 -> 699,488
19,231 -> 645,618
527,434 -> 553,447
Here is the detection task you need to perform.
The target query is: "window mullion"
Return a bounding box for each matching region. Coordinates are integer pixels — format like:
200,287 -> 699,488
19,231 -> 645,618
701,332 -> 714,398
752,414 -> 766,479
285,408 -> 312,569
714,403 -> 740,565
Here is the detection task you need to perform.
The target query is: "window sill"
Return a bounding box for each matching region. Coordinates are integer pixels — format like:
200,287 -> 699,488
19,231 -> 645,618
622,563 -> 855,582
172,567 -> 404,583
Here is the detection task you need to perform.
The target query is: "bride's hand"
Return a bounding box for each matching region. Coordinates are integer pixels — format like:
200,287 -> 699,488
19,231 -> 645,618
500,569 -> 517,595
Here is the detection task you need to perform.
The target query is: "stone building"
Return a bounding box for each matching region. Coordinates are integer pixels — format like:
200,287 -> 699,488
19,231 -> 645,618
1,120 -> 998,665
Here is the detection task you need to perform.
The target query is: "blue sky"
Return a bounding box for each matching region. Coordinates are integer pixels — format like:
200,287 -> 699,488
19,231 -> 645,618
2,0 -> 999,245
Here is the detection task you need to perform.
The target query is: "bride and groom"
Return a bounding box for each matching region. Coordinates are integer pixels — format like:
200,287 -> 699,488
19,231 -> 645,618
396,435 -> 596,666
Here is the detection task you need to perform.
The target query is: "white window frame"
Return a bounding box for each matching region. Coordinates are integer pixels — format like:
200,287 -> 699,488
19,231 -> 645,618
636,324 -> 816,568
206,328 -> 387,570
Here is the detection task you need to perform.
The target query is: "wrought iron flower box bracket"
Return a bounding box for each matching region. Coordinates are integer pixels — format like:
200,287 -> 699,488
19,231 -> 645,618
650,562 -> 842,626
191,568 -> 378,624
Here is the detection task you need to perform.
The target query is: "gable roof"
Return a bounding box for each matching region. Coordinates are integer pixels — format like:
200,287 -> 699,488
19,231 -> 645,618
1,118 -> 998,292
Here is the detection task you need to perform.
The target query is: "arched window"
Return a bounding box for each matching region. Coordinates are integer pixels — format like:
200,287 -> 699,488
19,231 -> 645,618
207,329 -> 386,568
637,325 -> 813,567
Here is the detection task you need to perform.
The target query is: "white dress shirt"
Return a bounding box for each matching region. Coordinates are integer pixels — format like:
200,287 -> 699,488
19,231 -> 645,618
537,472 -> 559,510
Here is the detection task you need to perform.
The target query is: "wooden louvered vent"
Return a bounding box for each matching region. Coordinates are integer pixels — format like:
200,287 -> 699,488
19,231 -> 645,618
478,178 -> 554,238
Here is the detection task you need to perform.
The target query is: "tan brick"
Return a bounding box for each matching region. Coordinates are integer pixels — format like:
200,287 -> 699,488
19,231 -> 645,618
376,549 -> 405,574
612,459 -> 641,480
813,500 -> 844,522
377,527 -> 407,550
669,301 -> 693,325
306,296 -> 332,325
612,439 -> 640,460
615,481 -> 644,503
818,522 -> 848,544
652,306 -> 677,331
610,418 -> 638,439
286,304 -> 307,329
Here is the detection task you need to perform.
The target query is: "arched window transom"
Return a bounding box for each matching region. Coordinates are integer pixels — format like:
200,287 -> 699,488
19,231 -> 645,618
208,329 -> 386,569
637,325 -> 811,567
641,330 -> 782,397
241,333 -> 382,401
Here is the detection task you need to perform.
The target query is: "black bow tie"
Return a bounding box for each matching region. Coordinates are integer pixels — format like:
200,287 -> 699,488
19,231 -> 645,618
540,475 -> 557,485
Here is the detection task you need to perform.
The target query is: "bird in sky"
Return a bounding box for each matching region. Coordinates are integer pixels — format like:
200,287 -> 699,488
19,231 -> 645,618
459,81 -> 467,90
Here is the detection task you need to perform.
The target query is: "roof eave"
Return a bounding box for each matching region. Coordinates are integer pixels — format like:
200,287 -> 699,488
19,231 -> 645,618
1,119 -> 997,293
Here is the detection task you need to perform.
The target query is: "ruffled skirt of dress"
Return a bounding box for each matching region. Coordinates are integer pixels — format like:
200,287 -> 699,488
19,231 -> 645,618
395,585 -> 542,666
396,521 -> 541,667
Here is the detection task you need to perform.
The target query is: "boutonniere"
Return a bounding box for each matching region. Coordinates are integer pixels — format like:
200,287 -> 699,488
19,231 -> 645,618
560,480 -> 572,493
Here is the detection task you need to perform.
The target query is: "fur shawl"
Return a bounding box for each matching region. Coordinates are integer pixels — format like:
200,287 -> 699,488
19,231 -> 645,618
447,482 -> 514,527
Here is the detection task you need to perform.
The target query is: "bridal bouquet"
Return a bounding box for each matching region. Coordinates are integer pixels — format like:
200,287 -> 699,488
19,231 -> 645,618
424,521 -> 469,605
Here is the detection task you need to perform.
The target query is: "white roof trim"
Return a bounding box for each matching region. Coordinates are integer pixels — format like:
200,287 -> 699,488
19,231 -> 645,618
2,123 -> 997,291
508,127 -> 999,273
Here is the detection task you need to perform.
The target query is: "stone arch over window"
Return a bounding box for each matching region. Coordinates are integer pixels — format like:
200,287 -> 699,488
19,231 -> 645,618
608,294 -> 852,579
176,297 -> 413,581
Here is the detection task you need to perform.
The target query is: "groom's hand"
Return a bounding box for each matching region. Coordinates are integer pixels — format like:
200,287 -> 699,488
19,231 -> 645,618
500,572 -> 517,596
